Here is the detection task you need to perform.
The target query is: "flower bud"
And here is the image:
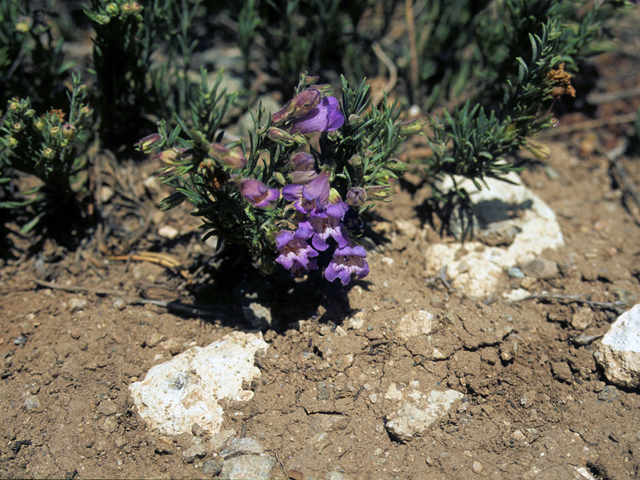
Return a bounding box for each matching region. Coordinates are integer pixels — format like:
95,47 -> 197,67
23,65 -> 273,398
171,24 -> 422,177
135,133 -> 163,152
398,116 -> 427,135
6,137 -> 18,148
272,88 -> 321,126
273,172 -> 286,185
122,3 -> 132,14
12,123 -> 22,133
346,187 -> 366,207
523,139 -> 551,160
348,114 -> 362,126
9,101 -> 19,112
15,21 -> 30,34
348,154 -> 362,166
365,185 -> 394,199
106,3 -> 119,14
290,152 -> 315,171
62,124 -> 76,139
155,147 -> 191,165
25,109 -> 35,118
266,127 -> 304,146
34,119 -> 45,131
42,148 -> 54,159
208,143 -> 247,169
131,2 -> 142,12
50,127 -> 60,135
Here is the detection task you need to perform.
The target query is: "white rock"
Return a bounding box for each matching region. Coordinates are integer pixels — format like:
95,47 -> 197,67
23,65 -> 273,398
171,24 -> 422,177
595,304 -> 640,388
158,225 -> 179,239
424,172 -> 563,298
385,387 -> 464,442
129,331 -> 268,435
397,310 -> 435,340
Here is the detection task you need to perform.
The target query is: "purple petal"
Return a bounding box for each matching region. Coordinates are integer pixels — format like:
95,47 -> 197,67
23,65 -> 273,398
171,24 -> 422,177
282,184 -> 303,202
289,97 -> 345,135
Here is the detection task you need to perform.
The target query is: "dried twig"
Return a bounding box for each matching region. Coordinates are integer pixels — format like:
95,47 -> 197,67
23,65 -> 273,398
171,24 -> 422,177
371,42 -> 398,106
511,292 -> 626,314
425,265 -> 453,291
405,0 -> 419,92
107,251 -> 183,269
31,279 -> 230,319
606,139 -> 640,226
538,112 -> 636,137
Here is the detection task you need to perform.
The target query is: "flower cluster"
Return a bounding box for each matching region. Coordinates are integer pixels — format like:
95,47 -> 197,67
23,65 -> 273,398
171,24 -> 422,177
276,171 -> 369,285
267,88 -> 370,285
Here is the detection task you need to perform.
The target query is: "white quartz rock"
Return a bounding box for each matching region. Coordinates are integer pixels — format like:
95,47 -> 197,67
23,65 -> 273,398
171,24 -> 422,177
424,172 -> 563,298
130,331 -> 268,435
595,304 -> 640,388
385,385 -> 464,442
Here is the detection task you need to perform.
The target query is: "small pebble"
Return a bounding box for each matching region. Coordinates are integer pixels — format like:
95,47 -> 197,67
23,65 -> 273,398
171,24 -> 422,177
507,267 -> 525,279
521,258 -> 558,280
113,299 -> 126,310
202,459 -> 223,477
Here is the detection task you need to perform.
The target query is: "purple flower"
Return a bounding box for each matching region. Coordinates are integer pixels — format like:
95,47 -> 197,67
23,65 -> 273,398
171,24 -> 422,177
282,171 -> 331,215
298,214 -> 349,252
324,242 -> 369,285
289,97 -> 345,135
275,230 -> 319,272
238,179 -> 280,207
208,143 -> 247,169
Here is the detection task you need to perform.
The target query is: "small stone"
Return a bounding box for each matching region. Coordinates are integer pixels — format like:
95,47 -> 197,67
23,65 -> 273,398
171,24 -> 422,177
551,362 -> 572,383
571,307 -> 594,330
242,303 -> 272,330
182,440 -> 206,463
100,186 -> 115,203
113,299 -> 126,310
114,437 -> 127,449
397,310 -> 435,340
97,399 -> 118,416
158,225 -> 180,239
220,437 -> 264,459
511,430 -> 526,441
218,454 -> 275,480
24,394 -> 42,412
69,298 -> 88,312
145,331 -> 166,348
326,472 -> 350,480
507,267 -> 525,279
519,390 -> 536,408
209,429 -> 237,453
472,461 -> 483,473
203,459 -> 223,477
521,258 -> 558,280
595,303 -> 640,388
69,329 -> 81,340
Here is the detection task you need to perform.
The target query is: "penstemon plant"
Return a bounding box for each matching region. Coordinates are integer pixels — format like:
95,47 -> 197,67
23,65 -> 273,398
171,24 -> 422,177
138,72 -> 416,285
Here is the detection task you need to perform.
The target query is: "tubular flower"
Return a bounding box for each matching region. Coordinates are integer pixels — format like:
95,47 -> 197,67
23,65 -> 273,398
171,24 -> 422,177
282,171 -> 331,215
275,230 -> 319,274
208,143 -> 247,169
324,242 -> 370,285
297,214 -> 349,252
289,96 -> 345,135
237,179 -> 280,207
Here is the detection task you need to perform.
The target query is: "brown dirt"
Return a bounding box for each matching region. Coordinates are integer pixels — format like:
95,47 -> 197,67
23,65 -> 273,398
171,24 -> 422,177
3,17 -> 640,480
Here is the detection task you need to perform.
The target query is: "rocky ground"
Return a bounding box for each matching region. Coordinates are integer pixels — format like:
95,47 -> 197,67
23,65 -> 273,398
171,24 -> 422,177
2,8 -> 640,480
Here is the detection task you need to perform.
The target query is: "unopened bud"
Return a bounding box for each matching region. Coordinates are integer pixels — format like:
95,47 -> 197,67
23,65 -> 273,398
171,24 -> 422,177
9,101 -> 19,112
122,3 -> 132,14
348,114 -> 362,126
25,109 -> 35,118
106,3 -> 119,14
289,152 -> 315,171
50,127 -> 60,135
15,21 -> 30,33
155,147 -> 191,165
208,143 -> 247,169
131,2 -> 142,12
524,139 -> 551,160
346,187 -> 366,207
6,137 -> 18,148
42,148 -> 54,159
273,172 -> 286,185
62,124 -> 76,139
398,116 -> 427,135
34,119 -> 45,131
135,133 -> 163,152
12,123 -> 22,132
267,127 -> 304,146
348,154 -> 362,166
366,185 -> 394,199
272,88 -> 321,126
